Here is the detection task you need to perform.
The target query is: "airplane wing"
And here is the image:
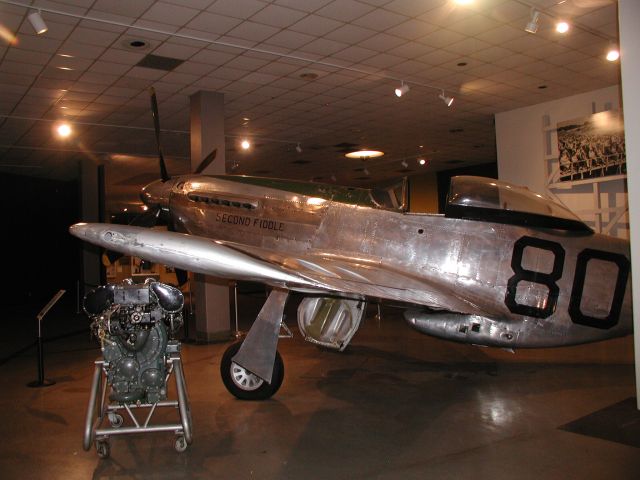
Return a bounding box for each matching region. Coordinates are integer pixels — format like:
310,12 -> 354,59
69,223 -> 326,290
69,223 -> 490,317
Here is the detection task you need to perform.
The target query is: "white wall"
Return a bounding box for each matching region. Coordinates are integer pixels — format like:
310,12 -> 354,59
495,85 -> 627,237
618,0 -> 640,410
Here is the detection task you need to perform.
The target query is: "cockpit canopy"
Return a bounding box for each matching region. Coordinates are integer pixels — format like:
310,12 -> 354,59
445,176 -> 592,232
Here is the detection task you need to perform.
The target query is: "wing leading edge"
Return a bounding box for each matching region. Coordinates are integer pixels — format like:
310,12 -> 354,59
69,223 -> 324,290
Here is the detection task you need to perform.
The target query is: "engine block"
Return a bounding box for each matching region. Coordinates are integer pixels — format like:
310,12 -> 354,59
84,279 -> 184,404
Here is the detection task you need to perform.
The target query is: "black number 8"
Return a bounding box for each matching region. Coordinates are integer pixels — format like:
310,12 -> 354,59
505,236 -> 565,319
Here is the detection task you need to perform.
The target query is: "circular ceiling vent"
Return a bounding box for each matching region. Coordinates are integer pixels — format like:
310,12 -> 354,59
122,38 -> 151,51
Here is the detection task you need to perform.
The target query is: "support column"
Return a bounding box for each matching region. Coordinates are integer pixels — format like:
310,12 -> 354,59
190,91 -> 231,342
618,0 -> 640,410
80,159 -> 103,294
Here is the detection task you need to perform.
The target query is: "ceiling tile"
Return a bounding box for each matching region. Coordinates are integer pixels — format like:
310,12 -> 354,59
359,32 -> 406,52
273,0 -> 333,13
264,30 -> 315,49
69,27 -> 122,47
152,42 -> 202,60
315,0 -> 376,22
325,23 -> 377,44
92,0 -> 155,17
299,38 -> 349,56
386,18 -> 438,40
445,37 -> 493,56
353,8 -> 407,31
418,28 -> 466,49
184,11 -> 242,34
249,4 -> 307,28
142,2 -> 200,26
208,0 -> 268,19
331,45 -> 378,63
383,0 -> 442,17
226,21 -> 280,42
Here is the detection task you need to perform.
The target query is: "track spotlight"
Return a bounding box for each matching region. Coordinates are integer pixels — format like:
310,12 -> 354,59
438,90 -> 454,107
606,44 -> 619,62
394,82 -> 410,97
295,143 -> 302,153
28,10 -> 48,35
524,9 -> 540,34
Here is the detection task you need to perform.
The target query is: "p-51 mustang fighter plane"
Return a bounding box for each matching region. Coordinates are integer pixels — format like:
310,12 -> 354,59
69,93 -> 632,401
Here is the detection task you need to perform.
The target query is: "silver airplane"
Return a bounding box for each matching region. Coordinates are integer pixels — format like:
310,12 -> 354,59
69,89 -> 632,400
70,172 -> 632,400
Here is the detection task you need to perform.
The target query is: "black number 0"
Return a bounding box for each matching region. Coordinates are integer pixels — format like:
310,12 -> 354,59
569,249 -> 630,329
505,236 -> 565,318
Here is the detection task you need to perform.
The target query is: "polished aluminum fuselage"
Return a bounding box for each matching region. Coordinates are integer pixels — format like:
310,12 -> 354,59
162,175 -> 632,348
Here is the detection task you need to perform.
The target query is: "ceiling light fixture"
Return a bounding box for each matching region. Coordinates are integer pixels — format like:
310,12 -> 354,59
345,150 -> 384,159
241,139 -> 251,150
394,81 -> 410,97
606,44 -> 620,62
418,158 -> 427,166
28,10 -> 48,35
438,90 -> 454,107
525,9 -> 540,34
556,21 -> 570,34
56,123 -> 72,138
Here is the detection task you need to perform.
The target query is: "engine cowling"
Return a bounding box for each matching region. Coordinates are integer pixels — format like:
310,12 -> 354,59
297,297 -> 365,350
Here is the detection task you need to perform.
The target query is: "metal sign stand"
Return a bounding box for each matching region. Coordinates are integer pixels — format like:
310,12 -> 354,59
27,289 -> 66,388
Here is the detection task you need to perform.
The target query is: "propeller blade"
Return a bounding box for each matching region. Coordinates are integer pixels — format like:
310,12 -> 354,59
194,148 -> 217,174
175,268 -> 189,286
149,87 -> 170,182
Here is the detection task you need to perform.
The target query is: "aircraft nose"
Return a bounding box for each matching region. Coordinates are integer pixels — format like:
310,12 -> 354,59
141,179 -> 173,210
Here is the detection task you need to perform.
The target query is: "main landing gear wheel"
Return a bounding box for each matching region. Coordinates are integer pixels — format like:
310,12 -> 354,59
220,341 -> 284,400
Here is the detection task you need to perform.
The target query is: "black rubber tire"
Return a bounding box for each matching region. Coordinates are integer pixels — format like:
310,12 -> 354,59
220,341 -> 284,400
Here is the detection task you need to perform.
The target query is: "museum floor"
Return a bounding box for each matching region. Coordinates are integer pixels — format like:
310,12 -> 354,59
2,290 -> 639,479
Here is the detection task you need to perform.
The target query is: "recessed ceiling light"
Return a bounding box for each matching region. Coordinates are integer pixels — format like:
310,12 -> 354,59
606,46 -> 620,62
345,150 -> 384,159
56,123 -> 72,138
57,66 -> 74,71
556,21 -> 570,34
418,158 -> 427,166
538,85 -> 548,89
241,139 -> 251,150
57,53 -> 74,58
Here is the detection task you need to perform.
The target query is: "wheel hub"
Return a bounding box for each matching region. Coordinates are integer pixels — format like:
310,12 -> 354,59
230,362 -> 264,391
